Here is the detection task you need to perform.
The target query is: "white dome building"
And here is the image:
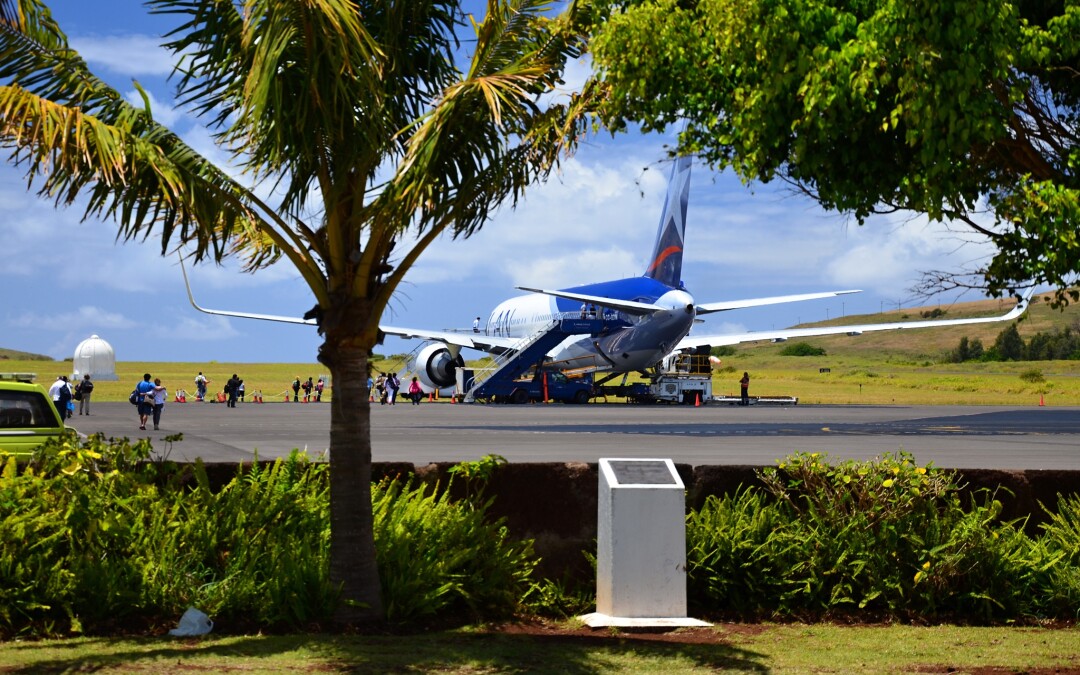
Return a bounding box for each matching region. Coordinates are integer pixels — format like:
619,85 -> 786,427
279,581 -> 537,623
71,335 -> 119,381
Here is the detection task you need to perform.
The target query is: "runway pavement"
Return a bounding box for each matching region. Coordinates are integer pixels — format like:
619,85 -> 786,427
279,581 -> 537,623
64,400 -> 1080,470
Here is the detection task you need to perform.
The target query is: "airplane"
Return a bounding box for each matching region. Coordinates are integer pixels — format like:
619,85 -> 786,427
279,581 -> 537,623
180,155 -> 1033,391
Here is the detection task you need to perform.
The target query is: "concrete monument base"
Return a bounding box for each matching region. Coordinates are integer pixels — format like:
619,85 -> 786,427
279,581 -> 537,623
579,612 -> 711,628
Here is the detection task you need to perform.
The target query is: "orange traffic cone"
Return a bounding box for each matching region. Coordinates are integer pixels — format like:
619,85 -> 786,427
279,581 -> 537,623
284,393 -> 290,402
695,392 -> 701,407
1040,394 -> 1046,406
429,391 -> 434,401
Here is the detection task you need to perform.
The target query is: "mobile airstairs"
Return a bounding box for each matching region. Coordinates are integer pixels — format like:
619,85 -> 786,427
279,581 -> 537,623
463,318 -> 610,404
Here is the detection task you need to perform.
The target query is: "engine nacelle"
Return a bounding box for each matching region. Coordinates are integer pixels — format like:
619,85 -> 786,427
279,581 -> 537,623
411,343 -> 465,389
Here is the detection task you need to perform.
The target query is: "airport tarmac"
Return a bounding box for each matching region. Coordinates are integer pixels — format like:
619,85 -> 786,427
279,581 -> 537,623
64,400 -> 1080,470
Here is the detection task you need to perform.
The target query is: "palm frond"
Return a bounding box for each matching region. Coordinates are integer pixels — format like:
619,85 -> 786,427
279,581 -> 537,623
374,0 -> 595,299
0,2 -> 285,271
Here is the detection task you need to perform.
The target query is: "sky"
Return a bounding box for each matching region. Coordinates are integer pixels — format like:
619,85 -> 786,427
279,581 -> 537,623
0,1 -> 1007,366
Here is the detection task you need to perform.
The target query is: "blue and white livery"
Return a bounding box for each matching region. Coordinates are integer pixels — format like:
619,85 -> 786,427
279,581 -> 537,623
180,155 -> 1033,391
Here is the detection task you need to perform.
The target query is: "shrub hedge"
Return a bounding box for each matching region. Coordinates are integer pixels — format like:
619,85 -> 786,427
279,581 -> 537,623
3,439 -> 1080,637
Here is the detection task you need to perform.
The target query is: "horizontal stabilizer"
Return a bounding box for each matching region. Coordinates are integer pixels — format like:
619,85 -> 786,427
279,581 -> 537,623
696,289 -> 862,315
516,286 -> 664,316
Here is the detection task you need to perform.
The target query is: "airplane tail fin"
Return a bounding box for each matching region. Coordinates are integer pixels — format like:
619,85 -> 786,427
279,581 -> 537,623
643,155 -> 692,288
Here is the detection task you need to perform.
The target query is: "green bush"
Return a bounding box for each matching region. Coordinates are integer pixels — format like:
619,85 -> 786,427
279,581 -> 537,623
1019,368 -> 1045,383
778,342 -> 827,356
686,452 -> 1048,620
373,476 -> 536,624
0,438 -> 539,636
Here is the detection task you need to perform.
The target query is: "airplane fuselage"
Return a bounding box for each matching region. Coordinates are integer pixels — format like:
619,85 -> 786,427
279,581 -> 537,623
484,278 -> 697,373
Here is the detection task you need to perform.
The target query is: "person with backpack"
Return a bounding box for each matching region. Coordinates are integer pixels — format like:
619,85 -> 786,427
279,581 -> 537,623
134,373 -> 155,430
292,376 -> 301,402
315,377 -> 324,402
225,374 -> 240,408
194,372 -> 209,401
75,374 -> 94,416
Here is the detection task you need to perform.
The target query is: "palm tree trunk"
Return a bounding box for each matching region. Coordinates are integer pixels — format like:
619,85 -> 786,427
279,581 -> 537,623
322,336 -> 382,625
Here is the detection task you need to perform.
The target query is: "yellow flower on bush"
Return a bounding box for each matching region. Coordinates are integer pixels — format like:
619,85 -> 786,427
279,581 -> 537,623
883,479 -> 895,488
916,467 -> 927,475
891,466 -> 900,475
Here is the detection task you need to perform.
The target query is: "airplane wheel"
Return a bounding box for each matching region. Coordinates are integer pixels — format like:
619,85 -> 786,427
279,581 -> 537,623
509,388 -> 529,405
572,390 -> 590,405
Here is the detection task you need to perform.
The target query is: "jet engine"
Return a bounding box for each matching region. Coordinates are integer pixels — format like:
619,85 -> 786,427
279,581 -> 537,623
411,343 -> 465,389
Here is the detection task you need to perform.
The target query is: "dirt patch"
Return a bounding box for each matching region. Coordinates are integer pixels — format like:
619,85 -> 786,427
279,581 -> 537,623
912,668 -> 1080,674
483,618 -> 765,645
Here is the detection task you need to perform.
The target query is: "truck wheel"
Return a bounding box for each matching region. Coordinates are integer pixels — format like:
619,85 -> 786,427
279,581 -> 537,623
510,388 -> 529,404
572,390 -> 590,405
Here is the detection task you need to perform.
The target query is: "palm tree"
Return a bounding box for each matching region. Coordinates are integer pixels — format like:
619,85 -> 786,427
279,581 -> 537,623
0,0 -> 593,624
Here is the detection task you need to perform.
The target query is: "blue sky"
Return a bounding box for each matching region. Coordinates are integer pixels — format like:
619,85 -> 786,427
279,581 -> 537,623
0,1 -> 1004,365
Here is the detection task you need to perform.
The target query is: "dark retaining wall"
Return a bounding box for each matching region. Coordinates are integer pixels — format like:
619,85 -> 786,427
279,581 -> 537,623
197,462 -> 1080,582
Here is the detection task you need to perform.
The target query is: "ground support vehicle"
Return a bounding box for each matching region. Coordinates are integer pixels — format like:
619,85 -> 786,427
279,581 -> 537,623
592,354 -> 713,405
0,373 -> 67,455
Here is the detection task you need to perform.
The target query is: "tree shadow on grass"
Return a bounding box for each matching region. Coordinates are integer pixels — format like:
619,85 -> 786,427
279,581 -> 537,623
1,629 -> 770,674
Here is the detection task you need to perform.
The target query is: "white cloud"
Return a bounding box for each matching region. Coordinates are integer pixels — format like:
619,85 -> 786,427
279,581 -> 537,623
506,247 -> 639,289
825,213 -> 996,296
153,313 -> 241,342
11,305 -> 138,332
71,34 -> 177,77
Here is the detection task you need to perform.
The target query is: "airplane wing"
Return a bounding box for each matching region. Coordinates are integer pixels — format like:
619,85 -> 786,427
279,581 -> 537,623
379,326 -> 518,352
695,289 -> 862,315
677,289 -> 1035,350
180,259 -> 319,325
515,287 -> 665,315
180,256 -> 519,352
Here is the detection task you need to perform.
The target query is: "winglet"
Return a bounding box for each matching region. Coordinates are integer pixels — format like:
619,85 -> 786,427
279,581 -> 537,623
178,255 -> 317,325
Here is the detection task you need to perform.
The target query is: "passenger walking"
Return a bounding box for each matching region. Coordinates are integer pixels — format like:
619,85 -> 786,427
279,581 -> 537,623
152,378 -> 167,430
48,375 -> 70,423
315,377 -> 324,402
291,376 -> 301,402
740,371 -> 750,406
408,376 -> 423,405
302,377 -> 313,401
375,373 -> 387,404
135,373 -> 155,430
387,372 -> 400,405
237,378 -> 245,402
75,374 -> 94,415
194,372 -> 209,401
226,374 -> 240,408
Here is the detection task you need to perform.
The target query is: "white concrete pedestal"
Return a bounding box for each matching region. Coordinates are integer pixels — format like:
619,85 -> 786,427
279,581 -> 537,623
581,458 -> 709,628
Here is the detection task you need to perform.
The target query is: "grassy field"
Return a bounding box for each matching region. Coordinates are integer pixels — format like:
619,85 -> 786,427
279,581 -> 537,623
1,623 -> 1077,673
4,292 -> 1080,406
7,356 -> 1076,406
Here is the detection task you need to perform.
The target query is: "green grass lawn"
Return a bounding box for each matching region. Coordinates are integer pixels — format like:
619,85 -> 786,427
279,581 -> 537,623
4,353 -> 1079,406
1,623 -> 1077,673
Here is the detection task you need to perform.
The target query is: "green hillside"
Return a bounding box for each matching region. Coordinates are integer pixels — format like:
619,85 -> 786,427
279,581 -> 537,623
0,348 -> 54,361
733,291 -> 1073,361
